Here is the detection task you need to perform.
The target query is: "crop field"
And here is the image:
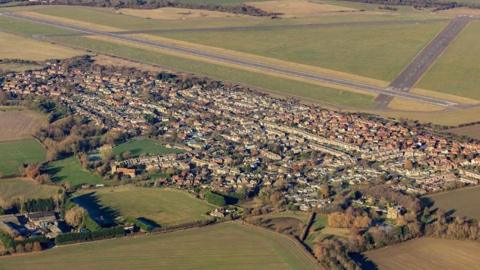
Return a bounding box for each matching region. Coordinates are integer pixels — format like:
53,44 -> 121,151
0,138 -> 46,177
0,109 -> 47,141
112,138 -> 185,157
362,238 -> 480,270
418,21 -> 480,101
74,186 -> 215,226
0,31 -> 82,61
48,156 -> 103,187
0,222 -> 318,270
0,178 -> 61,208
427,186 -> 480,219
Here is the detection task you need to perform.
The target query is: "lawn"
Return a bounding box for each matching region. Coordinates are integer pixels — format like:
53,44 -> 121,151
418,21 -> 480,100
0,138 -> 46,177
361,238 -> 480,270
112,138 -> 184,157
0,222 -> 319,270
427,186 -> 480,220
74,186 -> 215,226
0,178 -> 61,208
0,31 -> 82,60
48,156 -> 103,187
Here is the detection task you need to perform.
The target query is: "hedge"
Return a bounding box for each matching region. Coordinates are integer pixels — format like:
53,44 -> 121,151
55,226 -> 124,245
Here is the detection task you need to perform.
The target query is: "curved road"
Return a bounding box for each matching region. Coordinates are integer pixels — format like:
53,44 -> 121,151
0,12 -> 462,108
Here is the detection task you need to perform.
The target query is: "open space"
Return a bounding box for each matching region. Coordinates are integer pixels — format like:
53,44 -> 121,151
0,108 -> 47,141
48,156 -> 103,187
0,31 -> 82,61
0,222 -> 319,270
247,0 -> 359,18
74,186 -> 215,226
449,124 -> 480,140
362,238 -> 480,270
112,138 -> 185,157
418,21 -> 480,101
118,7 -> 245,20
427,186 -> 480,220
0,178 -> 61,208
0,138 -> 46,177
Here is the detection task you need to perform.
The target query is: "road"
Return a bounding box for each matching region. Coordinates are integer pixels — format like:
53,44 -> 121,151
0,12 -> 462,108
376,16 -> 472,106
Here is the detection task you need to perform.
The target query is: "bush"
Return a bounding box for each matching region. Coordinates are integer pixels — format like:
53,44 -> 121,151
0,231 -> 15,250
205,191 -> 226,206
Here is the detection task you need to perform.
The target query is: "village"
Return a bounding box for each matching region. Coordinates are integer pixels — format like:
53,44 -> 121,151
2,56 -> 480,217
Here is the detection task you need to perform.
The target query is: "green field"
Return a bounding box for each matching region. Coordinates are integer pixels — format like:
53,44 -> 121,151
113,138 -> 184,157
427,186 -> 480,220
0,178 -> 61,208
305,214 -> 328,247
0,138 -> 46,177
48,156 -> 103,187
160,22 -> 446,81
418,21 -> 480,100
74,186 -> 215,226
0,222 -> 318,270
0,14 -> 375,109
362,238 -> 480,270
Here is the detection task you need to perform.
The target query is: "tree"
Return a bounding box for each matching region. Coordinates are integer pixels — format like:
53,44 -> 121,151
32,241 -> 42,252
65,206 -> 86,228
100,145 -> 113,162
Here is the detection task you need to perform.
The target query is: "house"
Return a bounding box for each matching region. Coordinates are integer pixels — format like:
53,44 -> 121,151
111,165 -> 137,178
28,211 -> 57,228
387,206 -> 404,220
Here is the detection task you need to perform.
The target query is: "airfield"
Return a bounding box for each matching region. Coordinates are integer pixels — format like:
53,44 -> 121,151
0,1 -> 479,128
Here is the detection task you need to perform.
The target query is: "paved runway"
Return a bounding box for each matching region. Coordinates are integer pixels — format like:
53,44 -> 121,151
43,18 -> 449,37
0,12 -> 464,108
375,16 -> 472,106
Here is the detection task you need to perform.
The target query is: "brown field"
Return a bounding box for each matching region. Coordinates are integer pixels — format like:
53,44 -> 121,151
363,238 -> 480,270
377,106 -> 480,126
448,124 -> 480,140
387,97 -> 444,112
0,222 -> 320,270
0,31 -> 82,61
118,7 -> 245,20
0,109 -> 47,141
247,0 -> 360,18
427,185 -> 480,219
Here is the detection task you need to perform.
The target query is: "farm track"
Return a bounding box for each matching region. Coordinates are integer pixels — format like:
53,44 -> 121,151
0,11 -> 467,108
376,16 -> 473,107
